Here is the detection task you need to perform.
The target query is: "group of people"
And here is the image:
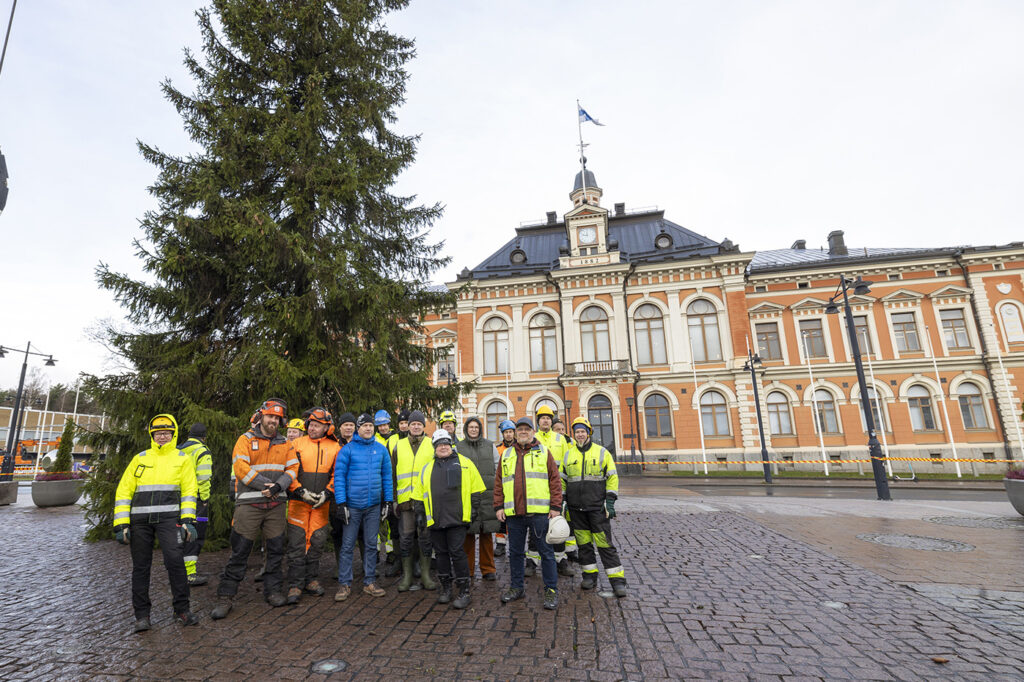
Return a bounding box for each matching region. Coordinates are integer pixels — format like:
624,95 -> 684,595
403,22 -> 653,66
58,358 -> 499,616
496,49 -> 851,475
114,398 -> 625,632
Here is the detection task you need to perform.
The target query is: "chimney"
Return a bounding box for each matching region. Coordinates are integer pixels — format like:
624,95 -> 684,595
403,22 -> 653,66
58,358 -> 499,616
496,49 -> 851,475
827,230 -> 848,256
546,211 -> 557,225
614,202 -> 625,216
791,239 -> 806,250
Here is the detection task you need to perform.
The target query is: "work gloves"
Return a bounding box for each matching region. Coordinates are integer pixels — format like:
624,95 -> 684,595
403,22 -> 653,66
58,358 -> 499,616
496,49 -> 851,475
266,482 -> 282,497
311,491 -> 328,509
380,502 -> 392,521
180,523 -> 197,544
296,487 -> 319,505
115,527 -> 130,545
335,502 -> 350,525
604,498 -> 616,519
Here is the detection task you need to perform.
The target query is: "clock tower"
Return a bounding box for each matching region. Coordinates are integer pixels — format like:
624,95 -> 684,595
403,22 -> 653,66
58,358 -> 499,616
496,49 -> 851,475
561,167 -> 619,268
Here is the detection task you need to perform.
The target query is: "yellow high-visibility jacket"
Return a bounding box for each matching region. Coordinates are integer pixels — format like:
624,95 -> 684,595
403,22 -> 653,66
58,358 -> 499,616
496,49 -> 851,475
114,415 -> 197,527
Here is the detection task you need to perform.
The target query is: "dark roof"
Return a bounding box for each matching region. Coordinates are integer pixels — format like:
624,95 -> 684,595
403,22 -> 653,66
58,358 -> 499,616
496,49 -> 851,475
463,210 -> 724,280
572,169 -> 600,193
749,246 -> 943,273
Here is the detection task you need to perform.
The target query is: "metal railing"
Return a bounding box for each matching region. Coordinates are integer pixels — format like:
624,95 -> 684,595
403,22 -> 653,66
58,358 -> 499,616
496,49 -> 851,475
563,359 -> 631,377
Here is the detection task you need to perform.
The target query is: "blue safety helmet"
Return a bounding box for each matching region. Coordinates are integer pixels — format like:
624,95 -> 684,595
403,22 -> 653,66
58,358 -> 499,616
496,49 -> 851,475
374,409 -> 391,426
498,419 -> 515,432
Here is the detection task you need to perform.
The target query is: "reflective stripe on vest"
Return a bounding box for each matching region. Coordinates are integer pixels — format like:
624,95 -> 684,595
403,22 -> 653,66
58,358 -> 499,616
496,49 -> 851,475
500,445 -> 550,515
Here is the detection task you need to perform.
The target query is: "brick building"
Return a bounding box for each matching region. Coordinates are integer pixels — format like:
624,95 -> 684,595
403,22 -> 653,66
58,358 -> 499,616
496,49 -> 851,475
420,168 -> 1024,473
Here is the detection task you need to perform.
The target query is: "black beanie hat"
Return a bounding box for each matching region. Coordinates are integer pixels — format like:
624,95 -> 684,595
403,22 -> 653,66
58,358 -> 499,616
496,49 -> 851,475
338,412 -> 357,425
356,413 -> 374,427
188,423 -> 207,439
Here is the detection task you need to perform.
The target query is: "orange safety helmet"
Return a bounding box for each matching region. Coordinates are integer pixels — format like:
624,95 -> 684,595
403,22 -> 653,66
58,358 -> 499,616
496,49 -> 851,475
257,397 -> 288,427
304,407 -> 335,437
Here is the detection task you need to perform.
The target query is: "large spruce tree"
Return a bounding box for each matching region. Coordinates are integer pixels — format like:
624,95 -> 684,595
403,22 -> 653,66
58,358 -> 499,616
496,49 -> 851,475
83,0 -> 464,542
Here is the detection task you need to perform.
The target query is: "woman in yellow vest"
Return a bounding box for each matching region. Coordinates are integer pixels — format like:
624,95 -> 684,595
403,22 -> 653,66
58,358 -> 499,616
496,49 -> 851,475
413,429 -> 486,608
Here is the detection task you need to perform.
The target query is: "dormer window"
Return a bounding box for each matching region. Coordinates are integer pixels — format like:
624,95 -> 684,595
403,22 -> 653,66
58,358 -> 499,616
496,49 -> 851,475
510,249 -> 527,264
655,233 -> 673,250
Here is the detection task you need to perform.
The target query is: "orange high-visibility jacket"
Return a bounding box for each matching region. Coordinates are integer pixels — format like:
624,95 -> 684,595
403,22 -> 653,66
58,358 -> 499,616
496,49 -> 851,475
288,434 -> 340,495
232,426 -> 299,505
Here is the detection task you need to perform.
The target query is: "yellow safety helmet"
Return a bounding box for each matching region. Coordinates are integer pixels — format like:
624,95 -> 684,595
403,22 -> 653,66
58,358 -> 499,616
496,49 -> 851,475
287,418 -> 306,432
570,416 -> 592,434
536,405 -> 555,418
438,410 -> 457,425
148,414 -> 176,436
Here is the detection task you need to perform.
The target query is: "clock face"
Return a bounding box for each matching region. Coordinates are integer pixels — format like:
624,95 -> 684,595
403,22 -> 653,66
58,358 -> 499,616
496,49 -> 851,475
579,227 -> 597,245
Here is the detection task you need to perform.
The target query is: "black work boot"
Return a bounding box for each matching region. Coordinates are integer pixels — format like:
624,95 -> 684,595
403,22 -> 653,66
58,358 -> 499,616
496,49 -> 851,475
437,575 -> 453,604
494,542 -> 506,557
452,578 -> 471,609
524,561 -> 536,578
175,611 -> 199,626
611,579 -> 628,598
133,616 -> 151,633
211,597 -> 232,620
580,572 -> 598,590
266,592 -> 287,607
557,558 -> 575,577
188,574 -> 209,587
500,587 -> 525,603
384,552 -> 401,577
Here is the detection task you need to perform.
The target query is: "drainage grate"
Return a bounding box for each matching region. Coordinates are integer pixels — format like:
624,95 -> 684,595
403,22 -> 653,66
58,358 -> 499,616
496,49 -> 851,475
924,516 -> 1024,531
856,533 -> 974,552
311,659 -> 349,674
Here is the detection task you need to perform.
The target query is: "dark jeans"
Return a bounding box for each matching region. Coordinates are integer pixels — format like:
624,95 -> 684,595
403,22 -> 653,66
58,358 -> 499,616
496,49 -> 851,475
338,504 -> 381,586
506,514 -> 557,591
129,520 -> 190,618
430,525 -> 469,580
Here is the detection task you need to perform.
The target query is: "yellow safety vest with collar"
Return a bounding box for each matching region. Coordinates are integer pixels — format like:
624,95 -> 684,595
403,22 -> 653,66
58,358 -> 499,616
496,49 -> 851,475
413,454 -> 486,527
393,436 -> 434,504
535,429 -> 568,466
499,441 -> 552,516
561,441 -> 618,511
114,444 -> 198,527
179,438 -> 213,502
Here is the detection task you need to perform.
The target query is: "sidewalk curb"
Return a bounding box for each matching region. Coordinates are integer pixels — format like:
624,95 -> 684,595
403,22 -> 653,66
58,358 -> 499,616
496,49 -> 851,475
636,475 -> 1005,491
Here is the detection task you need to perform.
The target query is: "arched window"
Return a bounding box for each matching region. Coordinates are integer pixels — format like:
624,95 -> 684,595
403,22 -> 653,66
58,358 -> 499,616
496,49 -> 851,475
699,390 -> 729,436
957,383 -> 989,429
861,386 -> 888,432
812,389 -> 839,434
482,317 -> 509,375
766,392 -> 793,435
580,306 -> 610,361
687,299 -> 722,362
534,397 -> 558,419
999,303 -> 1024,343
529,313 -> 557,372
908,385 -> 937,431
587,394 -> 615,454
485,401 -> 508,441
634,304 -> 667,365
644,393 -> 672,437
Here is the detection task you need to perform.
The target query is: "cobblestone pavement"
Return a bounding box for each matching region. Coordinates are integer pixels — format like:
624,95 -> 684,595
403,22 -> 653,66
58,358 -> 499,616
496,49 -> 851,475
2,484 -> 1023,680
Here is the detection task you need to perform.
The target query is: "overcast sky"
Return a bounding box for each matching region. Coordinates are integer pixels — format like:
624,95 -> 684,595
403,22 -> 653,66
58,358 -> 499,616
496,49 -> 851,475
1,0 -> 1022,391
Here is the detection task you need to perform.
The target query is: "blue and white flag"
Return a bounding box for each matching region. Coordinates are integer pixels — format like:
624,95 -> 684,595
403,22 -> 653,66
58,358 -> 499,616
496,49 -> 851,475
578,104 -> 605,127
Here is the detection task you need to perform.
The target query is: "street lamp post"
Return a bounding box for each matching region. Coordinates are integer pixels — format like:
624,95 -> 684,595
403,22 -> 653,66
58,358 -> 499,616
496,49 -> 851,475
825,275 -> 892,501
743,341 -> 772,483
0,342 -> 56,479
624,396 -> 639,473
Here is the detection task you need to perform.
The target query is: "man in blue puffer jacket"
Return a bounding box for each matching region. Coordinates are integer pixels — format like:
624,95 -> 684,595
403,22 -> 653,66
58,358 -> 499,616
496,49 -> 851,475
334,413 -> 394,601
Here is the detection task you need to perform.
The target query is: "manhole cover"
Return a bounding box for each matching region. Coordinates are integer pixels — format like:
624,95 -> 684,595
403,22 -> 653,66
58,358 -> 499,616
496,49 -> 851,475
856,533 -> 974,552
311,659 -> 348,674
924,516 -> 1024,530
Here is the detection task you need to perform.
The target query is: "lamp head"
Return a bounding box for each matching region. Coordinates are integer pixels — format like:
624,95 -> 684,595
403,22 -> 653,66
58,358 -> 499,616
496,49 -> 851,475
44,356 -> 56,367
825,301 -> 840,315
852,276 -> 872,296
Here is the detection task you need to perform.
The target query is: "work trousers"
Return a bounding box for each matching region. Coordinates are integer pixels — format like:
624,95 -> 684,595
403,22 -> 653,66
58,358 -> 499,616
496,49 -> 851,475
286,500 -> 331,589
398,508 -> 432,558
463,532 -> 496,577
431,525 -> 470,580
506,514 -> 557,591
183,499 -> 208,577
217,503 -> 287,598
129,519 -> 190,618
570,508 -> 625,584
338,504 -> 381,586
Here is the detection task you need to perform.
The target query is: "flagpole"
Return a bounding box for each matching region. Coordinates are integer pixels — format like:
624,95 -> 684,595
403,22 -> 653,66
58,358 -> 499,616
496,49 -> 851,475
576,99 -> 588,198
925,325 -> 962,478
802,333 -> 830,476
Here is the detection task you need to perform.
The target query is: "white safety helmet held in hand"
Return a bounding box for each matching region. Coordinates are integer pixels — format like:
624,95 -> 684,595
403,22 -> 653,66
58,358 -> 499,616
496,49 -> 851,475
546,515 -> 572,545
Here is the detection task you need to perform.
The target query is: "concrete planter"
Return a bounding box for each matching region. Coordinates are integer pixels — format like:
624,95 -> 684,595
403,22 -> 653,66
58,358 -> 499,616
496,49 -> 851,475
31,478 -> 84,508
1005,478 -> 1024,517
0,481 -> 17,506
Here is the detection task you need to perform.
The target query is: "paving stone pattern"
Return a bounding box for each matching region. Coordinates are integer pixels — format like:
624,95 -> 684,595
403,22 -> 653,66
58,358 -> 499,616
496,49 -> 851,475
2,497 -> 1023,680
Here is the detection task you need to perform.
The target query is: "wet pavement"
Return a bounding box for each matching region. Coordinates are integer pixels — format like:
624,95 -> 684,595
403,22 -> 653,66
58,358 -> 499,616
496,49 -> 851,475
2,481 -> 1023,680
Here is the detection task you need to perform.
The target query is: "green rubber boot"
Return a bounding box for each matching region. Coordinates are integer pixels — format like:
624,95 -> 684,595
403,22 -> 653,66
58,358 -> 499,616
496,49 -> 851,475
397,556 -> 415,592
418,553 -> 437,590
